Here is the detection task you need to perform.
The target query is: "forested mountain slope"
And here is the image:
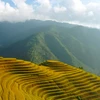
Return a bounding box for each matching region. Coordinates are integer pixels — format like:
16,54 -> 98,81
0,20 -> 100,75
0,20 -> 74,47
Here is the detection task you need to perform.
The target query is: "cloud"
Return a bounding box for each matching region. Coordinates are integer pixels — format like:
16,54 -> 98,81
72,0 -> 86,13
88,11 -> 94,17
0,0 -> 34,22
12,0 -> 26,5
54,6 -> 67,13
37,0 -> 51,10
0,0 -> 100,28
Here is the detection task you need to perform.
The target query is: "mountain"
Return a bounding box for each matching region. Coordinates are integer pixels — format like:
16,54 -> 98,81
1,57 -> 100,100
0,20 -> 100,75
0,20 -> 75,47
0,25 -> 90,71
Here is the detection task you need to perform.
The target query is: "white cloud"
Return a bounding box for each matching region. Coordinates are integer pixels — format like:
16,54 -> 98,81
35,0 -> 52,15
0,0 -> 100,28
12,0 -> 26,5
54,6 -> 67,13
88,11 -> 94,17
0,1 -> 16,22
37,0 -> 51,8
71,0 -> 86,13
0,0 -> 34,22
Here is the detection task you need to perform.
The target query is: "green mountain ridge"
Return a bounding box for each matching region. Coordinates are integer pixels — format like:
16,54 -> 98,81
0,20 -> 75,47
0,20 -> 100,75
0,25 -> 96,74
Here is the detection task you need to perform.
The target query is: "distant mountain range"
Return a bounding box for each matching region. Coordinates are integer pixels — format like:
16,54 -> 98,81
0,20 -> 100,75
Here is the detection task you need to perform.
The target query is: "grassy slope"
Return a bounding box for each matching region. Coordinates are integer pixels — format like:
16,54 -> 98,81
1,24 -> 100,74
0,27 -> 85,64
0,20 -> 75,47
0,57 -> 100,100
0,25 -> 96,74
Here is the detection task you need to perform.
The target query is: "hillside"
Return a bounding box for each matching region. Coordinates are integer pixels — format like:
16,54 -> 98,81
0,57 -> 100,100
0,26 -> 92,72
0,20 -> 74,47
0,20 -> 100,75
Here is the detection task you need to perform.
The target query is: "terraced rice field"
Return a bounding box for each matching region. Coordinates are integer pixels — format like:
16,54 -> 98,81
0,57 -> 100,100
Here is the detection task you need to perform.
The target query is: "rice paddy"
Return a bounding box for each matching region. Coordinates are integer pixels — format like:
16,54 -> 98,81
0,57 -> 100,100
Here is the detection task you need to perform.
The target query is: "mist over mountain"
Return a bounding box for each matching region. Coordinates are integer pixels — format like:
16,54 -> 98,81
0,20 -> 75,47
0,20 -> 100,75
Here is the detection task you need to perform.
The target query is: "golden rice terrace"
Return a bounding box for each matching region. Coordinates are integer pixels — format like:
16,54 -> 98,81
0,57 -> 100,100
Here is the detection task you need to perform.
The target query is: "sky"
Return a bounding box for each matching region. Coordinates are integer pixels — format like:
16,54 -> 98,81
0,0 -> 100,28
